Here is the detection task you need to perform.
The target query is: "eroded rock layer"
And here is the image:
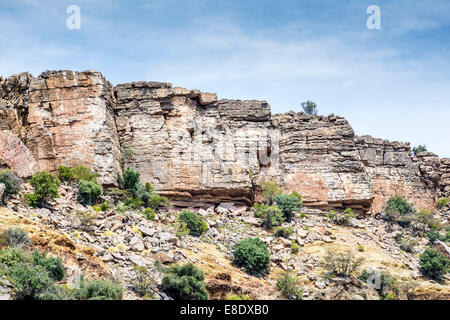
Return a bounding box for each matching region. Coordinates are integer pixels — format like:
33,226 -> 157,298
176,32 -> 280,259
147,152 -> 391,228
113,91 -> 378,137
0,70 -> 448,212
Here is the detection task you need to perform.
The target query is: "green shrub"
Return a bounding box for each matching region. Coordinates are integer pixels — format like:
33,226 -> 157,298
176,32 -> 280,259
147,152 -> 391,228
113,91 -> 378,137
233,238 -> 270,275
274,227 -> 294,239
100,202 -> 110,211
0,169 -> 22,202
161,263 -> 209,300
273,193 -> 303,222
0,247 -> 27,267
142,208 -> 156,220
323,248 -> 364,278
437,198 -> 450,209
147,194 -> 170,210
74,279 -> 123,300
291,242 -> 300,254
28,171 -> 61,208
400,237 -> 418,253
419,248 -> 450,281
23,193 -> 39,208
77,179 -> 103,206
70,166 -> 98,183
57,165 -> 73,182
9,263 -> 56,300
416,209 -> 441,230
412,145 -> 427,156
427,231 -> 446,245
0,228 -> 30,248
327,208 -> 354,226
32,250 -> 65,281
357,244 -> 365,252
178,210 -> 208,237
116,202 -> 126,213
259,181 -> 282,204
254,204 -> 284,230
386,196 -> 416,215
277,273 -> 303,300
124,196 -> 145,211
118,167 -> 140,191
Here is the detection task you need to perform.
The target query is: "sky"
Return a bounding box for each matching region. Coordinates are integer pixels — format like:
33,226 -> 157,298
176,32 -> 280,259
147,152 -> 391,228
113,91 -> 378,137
0,0 -> 449,157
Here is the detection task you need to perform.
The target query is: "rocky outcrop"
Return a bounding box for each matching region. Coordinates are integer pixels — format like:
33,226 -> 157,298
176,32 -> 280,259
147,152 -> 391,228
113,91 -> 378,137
114,81 -> 273,205
267,113 -> 375,211
0,130 -> 37,178
1,70 -> 449,212
439,158 -> 450,198
1,71 -> 122,185
355,136 -> 438,212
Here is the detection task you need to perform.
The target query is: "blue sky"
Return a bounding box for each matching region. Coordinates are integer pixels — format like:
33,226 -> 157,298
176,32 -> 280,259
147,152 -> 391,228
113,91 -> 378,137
1,0 -> 449,157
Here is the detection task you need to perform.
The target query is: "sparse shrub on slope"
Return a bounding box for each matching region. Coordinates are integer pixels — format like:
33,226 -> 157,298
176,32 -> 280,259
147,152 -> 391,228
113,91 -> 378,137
142,207 -> 156,220
77,179 -> 103,206
161,263 -> 209,300
74,279 -> 123,300
277,273 -> 303,300
0,228 -> 30,248
0,169 -> 22,202
177,210 -> 208,237
323,248 -> 364,278
26,171 -> 61,208
233,238 -> 270,275
273,227 -> 294,239
437,198 -> 450,209
419,248 -> 450,281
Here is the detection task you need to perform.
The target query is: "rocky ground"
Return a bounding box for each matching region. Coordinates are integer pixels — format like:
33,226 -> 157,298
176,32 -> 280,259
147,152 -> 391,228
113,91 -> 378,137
1,183 -> 449,300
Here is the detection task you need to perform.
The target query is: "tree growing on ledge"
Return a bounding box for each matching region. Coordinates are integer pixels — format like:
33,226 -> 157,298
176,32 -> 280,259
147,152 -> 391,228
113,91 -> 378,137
412,145 -> 427,156
301,100 -> 318,116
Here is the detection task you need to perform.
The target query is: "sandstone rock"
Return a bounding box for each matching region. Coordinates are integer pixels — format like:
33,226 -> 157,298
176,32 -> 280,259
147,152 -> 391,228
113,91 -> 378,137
138,226 -> 156,237
0,130 -> 37,178
2,70 -> 448,213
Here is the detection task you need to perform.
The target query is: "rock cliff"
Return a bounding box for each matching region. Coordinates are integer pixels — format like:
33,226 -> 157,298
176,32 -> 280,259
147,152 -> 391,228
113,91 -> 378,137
0,70 -> 448,213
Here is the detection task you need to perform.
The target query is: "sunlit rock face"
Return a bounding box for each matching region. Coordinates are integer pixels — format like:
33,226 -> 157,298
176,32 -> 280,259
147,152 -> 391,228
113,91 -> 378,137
0,71 -> 122,185
1,69 -> 448,212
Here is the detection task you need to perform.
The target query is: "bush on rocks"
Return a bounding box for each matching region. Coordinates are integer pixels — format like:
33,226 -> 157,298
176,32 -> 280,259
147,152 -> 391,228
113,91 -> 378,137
74,279 -> 123,300
161,263 -> 209,300
26,171 -> 61,208
419,248 -> 450,281
77,180 -> 103,206
0,169 -> 22,202
273,193 -> 303,222
233,238 -> 270,275
254,204 -> 284,230
177,210 -> 208,237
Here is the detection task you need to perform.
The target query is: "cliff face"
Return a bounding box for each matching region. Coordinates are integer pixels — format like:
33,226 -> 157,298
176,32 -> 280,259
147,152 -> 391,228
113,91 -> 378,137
0,70 -> 448,212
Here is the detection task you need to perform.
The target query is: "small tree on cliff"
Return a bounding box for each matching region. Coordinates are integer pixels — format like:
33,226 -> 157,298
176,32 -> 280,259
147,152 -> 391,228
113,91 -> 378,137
301,100 -> 318,116
412,145 -> 427,156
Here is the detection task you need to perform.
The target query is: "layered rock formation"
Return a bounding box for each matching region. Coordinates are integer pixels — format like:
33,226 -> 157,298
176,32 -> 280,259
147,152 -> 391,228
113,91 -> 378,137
0,70 -> 449,212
